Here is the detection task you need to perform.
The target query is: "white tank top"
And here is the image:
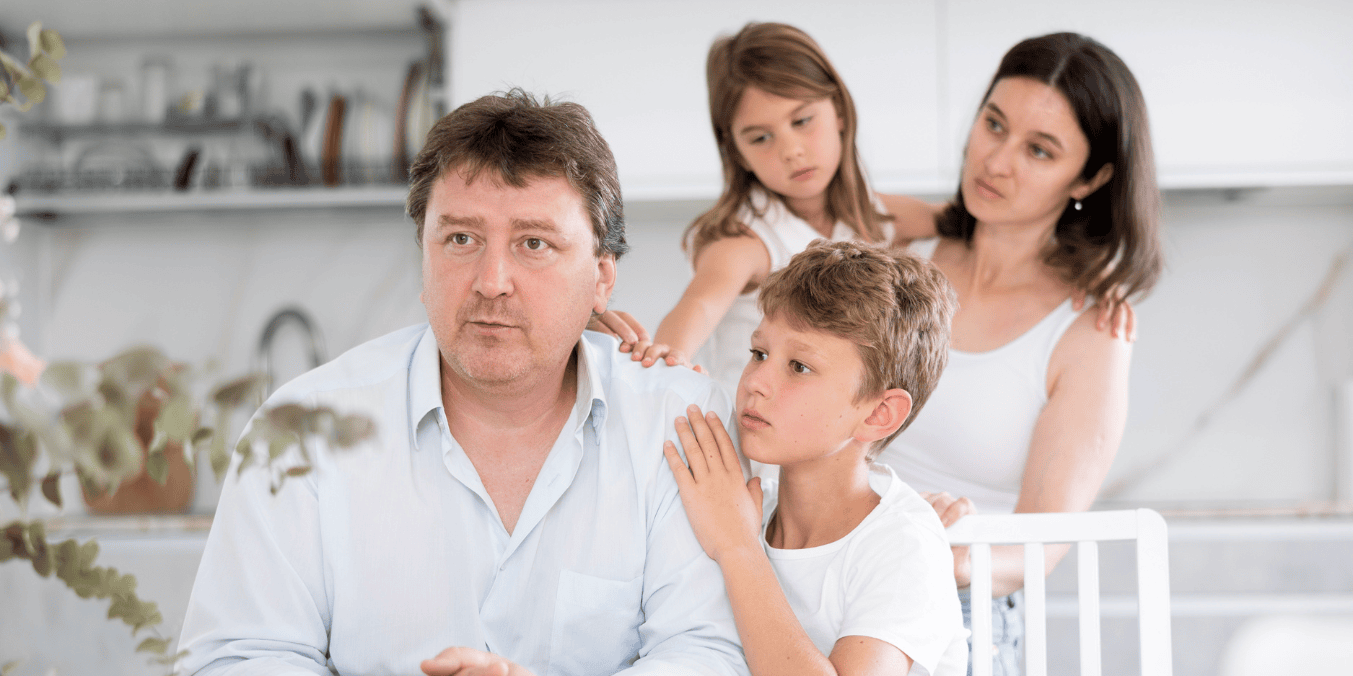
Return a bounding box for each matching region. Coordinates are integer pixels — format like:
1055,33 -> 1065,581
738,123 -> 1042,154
876,238 -> 1084,514
693,189 -> 892,397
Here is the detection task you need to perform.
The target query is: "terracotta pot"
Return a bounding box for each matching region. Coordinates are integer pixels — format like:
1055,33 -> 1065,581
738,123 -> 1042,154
82,388 -> 195,514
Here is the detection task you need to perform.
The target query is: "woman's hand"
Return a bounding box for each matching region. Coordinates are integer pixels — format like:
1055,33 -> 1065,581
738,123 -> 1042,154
663,405 -> 763,564
922,491 -> 976,589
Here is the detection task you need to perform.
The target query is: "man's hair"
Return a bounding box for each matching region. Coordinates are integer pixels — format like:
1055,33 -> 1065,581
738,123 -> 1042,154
406,88 -> 629,259
758,240 -> 956,458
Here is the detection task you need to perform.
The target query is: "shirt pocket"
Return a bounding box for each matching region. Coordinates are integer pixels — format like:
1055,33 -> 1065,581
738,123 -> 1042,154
548,570 -> 644,676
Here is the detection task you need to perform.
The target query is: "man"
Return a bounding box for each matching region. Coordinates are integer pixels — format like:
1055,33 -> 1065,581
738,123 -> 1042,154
178,90 -> 746,676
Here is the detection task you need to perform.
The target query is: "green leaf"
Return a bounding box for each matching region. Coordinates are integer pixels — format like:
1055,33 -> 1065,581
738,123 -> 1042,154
332,414 -> 376,448
41,471 -> 62,508
16,74 -> 44,105
0,424 -> 37,505
40,29 -> 66,60
28,53 -> 61,84
3,659 -> 21,676
101,346 -> 171,398
285,465 -> 312,477
136,637 -> 170,655
26,22 -> 42,60
152,649 -> 190,666
146,448 -> 168,485
0,122 -> 6,141
154,394 -> 195,442
210,431 -> 231,481
41,361 -> 97,400
212,373 -> 266,409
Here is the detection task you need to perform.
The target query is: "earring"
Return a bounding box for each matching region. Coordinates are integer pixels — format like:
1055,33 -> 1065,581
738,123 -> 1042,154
1073,199 -> 1083,211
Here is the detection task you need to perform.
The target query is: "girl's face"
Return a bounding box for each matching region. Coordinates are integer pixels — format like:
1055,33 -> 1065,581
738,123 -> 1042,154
730,86 -> 844,208
960,76 -> 1110,229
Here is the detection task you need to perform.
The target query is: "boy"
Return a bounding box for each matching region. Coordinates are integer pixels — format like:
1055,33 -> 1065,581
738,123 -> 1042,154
664,240 -> 967,676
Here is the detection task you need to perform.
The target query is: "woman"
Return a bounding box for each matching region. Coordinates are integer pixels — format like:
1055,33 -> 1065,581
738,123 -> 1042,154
877,32 -> 1163,673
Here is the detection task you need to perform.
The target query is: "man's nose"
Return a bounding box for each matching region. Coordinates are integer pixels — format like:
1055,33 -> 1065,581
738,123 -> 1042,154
471,245 -> 514,298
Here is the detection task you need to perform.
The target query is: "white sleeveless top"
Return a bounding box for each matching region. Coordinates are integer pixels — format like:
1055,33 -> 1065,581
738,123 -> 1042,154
692,189 -> 893,398
876,238 -> 1084,515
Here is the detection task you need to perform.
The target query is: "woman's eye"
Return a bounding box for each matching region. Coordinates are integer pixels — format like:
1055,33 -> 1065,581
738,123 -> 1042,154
451,233 -> 472,245
749,349 -> 767,362
524,238 -> 547,251
985,117 -> 1003,133
1030,144 -> 1051,159
790,361 -> 811,374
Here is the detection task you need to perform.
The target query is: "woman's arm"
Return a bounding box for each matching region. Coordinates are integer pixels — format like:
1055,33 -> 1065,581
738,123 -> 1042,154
958,310 -> 1133,596
627,234 -> 771,368
875,193 -> 944,247
663,407 -> 908,676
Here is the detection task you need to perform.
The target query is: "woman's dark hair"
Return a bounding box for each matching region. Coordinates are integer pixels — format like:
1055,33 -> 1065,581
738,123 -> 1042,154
938,32 -> 1162,304
686,22 -> 890,258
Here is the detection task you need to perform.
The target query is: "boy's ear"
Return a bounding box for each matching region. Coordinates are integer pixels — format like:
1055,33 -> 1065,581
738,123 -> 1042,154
856,388 -> 913,444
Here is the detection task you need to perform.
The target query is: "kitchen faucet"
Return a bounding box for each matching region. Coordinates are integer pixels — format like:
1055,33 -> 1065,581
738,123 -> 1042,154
256,306 -> 325,397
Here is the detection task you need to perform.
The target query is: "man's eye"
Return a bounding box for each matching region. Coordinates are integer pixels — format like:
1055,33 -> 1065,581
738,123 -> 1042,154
451,233 -> 472,245
524,238 -> 547,251
749,349 -> 767,361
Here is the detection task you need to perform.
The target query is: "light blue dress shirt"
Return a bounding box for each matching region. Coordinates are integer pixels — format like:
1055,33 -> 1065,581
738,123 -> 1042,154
178,325 -> 747,676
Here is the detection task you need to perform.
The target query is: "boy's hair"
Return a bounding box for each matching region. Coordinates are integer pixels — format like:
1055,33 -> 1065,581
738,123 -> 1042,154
685,22 -> 891,259
758,240 -> 956,457
406,88 -> 629,260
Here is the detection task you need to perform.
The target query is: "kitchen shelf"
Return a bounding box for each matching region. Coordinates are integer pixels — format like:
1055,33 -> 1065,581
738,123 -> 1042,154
20,118 -> 251,143
14,185 -> 410,217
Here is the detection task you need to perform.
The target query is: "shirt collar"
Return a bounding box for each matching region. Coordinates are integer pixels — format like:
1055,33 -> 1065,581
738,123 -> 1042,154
407,326 -> 609,445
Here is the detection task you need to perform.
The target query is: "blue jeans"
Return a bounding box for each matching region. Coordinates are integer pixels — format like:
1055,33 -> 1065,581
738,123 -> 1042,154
960,588 -> 1023,676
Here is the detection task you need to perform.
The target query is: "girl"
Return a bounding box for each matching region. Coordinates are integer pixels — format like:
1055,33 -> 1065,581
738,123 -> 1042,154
597,21 -> 937,397
877,32 -> 1164,674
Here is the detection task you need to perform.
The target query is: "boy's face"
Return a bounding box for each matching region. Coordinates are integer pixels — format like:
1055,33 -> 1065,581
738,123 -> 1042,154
736,312 -> 879,467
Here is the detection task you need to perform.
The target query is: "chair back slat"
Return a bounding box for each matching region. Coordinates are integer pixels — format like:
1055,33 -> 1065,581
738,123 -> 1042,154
1024,543 -> 1048,676
1078,540 -> 1103,676
1135,510 -> 1173,676
947,509 -> 1172,676
970,542 -> 994,676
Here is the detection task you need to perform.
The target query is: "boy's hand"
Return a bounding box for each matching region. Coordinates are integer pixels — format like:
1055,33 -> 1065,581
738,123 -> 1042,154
664,405 -> 763,564
587,310 -> 649,352
923,491 -> 976,588
422,647 -> 535,676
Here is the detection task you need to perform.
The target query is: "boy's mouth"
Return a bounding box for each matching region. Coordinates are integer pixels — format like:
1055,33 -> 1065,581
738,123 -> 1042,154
739,410 -> 771,429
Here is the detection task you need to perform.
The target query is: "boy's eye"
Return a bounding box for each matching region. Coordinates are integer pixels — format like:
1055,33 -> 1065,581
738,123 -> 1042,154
749,348 -> 767,362
790,360 -> 811,374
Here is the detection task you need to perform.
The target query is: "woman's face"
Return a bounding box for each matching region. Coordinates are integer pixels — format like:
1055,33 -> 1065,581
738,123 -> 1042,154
960,76 -> 1108,229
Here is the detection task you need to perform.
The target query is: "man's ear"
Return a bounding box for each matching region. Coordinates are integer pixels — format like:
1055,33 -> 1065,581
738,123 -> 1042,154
594,252 -> 617,315
856,388 -> 913,444
1071,163 -> 1115,200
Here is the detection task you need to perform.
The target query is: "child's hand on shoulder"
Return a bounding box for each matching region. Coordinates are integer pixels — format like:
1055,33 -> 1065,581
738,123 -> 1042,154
664,405 -> 763,563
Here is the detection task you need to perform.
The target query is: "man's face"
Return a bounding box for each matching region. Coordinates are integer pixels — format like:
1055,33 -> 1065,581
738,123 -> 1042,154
420,169 -> 616,389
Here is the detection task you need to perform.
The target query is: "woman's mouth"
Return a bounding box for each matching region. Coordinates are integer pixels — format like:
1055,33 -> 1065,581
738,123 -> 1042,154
973,178 -> 1003,199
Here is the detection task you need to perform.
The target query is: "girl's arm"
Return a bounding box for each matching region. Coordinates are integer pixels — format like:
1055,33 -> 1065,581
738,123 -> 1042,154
875,193 -> 944,247
629,234 -> 771,368
939,310 -> 1132,596
663,407 -> 911,676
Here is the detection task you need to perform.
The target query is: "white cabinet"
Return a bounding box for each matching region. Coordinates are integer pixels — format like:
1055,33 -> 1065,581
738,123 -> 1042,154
447,0 -> 942,200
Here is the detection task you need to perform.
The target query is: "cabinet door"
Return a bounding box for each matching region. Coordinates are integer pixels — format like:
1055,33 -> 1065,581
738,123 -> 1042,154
449,0 -> 940,200
941,0 -> 1353,186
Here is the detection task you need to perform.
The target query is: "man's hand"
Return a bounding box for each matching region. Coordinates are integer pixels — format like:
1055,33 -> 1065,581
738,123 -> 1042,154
663,405 -> 763,564
922,491 -> 977,588
421,647 -> 535,676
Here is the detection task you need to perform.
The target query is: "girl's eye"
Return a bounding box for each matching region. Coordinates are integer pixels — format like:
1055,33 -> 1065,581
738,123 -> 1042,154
749,348 -> 767,362
790,361 -> 811,374
792,115 -> 813,127
747,133 -> 769,145
524,238 -> 547,251
451,233 -> 473,246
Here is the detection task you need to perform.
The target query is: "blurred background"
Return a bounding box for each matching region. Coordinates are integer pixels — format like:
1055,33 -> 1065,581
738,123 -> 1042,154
0,0 -> 1350,674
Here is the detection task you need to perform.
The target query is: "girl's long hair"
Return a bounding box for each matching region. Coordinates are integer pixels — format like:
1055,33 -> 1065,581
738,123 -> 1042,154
686,22 -> 890,258
938,32 -> 1163,304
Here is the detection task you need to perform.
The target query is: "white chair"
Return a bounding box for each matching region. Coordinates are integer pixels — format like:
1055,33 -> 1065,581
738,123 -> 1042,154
946,509 -> 1172,676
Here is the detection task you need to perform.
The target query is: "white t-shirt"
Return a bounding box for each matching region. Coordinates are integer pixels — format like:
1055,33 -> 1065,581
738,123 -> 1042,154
759,464 -> 969,676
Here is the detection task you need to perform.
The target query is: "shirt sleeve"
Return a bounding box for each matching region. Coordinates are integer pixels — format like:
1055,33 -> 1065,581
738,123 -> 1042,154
619,381 -> 750,676
838,517 -> 962,676
177,400 -> 333,676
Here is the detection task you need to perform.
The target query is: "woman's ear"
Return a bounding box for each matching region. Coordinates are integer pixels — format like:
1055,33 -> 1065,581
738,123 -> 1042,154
1072,163 -> 1115,200
856,388 -> 913,444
